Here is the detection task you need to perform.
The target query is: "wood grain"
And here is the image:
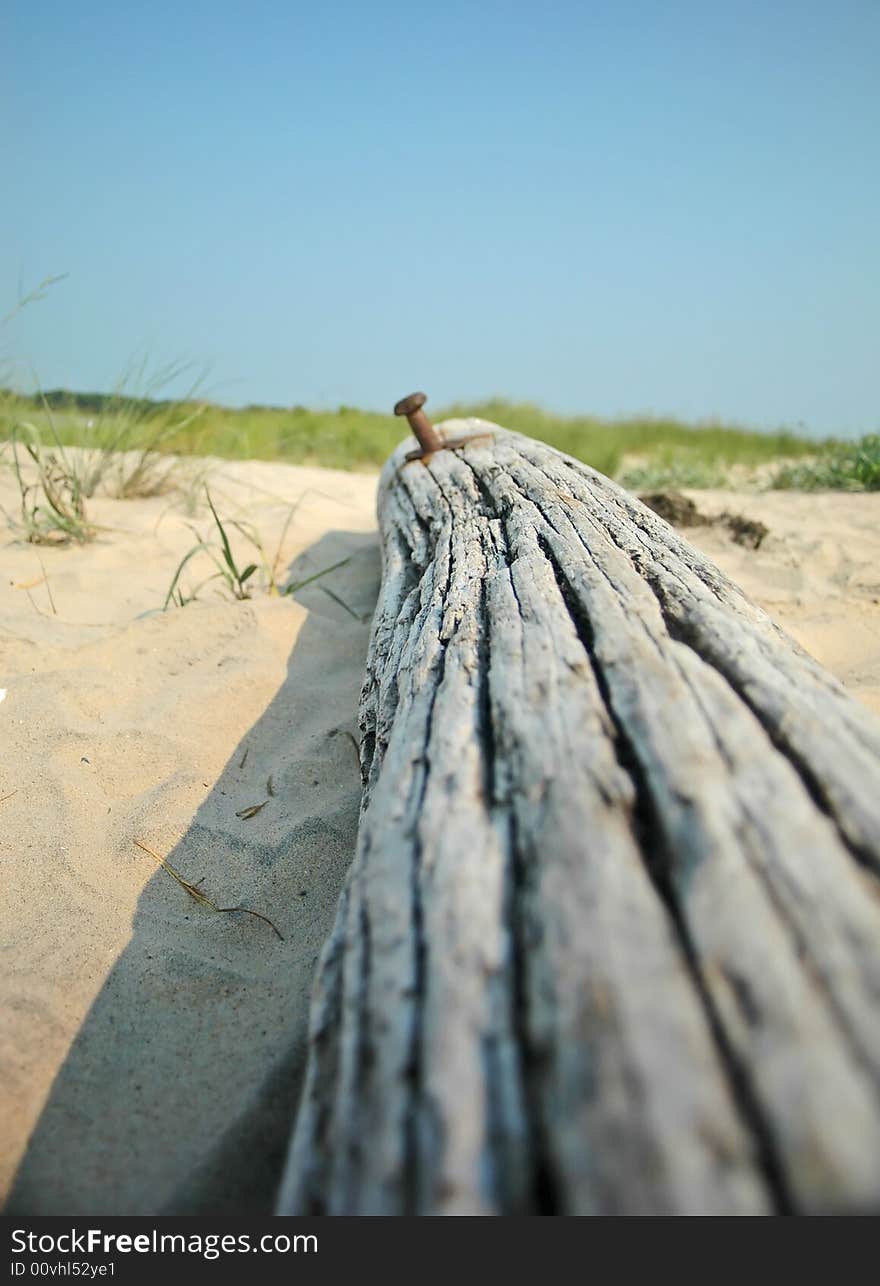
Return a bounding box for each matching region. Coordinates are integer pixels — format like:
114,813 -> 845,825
278,421 -> 880,1215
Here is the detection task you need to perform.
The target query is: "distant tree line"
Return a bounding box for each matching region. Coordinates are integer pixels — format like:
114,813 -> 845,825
11,389 -> 207,414
3,388 -> 329,416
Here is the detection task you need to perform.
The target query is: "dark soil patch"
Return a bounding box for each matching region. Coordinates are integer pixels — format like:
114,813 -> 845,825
639,490 -> 769,550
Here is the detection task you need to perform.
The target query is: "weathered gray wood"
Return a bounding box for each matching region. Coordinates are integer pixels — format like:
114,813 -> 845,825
278,420 -> 880,1216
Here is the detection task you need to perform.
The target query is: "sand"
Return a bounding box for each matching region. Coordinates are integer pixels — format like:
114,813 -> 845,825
683,488 -> 880,718
1,449 -> 878,1215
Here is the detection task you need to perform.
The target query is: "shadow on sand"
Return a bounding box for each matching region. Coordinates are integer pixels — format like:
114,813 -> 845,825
7,530 -> 381,1215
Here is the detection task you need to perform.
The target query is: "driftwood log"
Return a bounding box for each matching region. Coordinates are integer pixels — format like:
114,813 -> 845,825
278,420 -> 880,1215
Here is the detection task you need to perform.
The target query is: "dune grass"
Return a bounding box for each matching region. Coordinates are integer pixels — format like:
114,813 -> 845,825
163,486 -> 353,609
5,431 -> 95,544
3,276 -> 864,494
1,387 -> 873,490
441,399 -> 828,485
770,434 -> 880,492
5,363 -> 208,498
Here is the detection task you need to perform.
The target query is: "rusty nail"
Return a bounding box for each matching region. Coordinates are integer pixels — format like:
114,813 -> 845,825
393,392 -> 445,457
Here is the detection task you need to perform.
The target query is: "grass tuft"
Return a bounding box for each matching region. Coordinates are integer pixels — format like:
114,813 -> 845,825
770,435 -> 880,492
163,487 -> 351,608
6,427 -> 96,544
3,360 -> 209,499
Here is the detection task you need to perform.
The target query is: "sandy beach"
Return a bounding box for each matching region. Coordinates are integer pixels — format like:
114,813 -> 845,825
2,451 -> 878,1214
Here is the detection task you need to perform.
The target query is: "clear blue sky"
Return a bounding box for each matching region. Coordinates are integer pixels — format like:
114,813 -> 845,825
3,1 -> 878,435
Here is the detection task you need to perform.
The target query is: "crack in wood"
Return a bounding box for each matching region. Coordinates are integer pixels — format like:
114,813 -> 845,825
278,425 -> 880,1216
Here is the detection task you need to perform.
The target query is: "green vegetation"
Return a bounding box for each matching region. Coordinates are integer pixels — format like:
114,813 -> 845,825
163,487 -> 351,608
770,434 -> 880,492
0,279 -> 211,541
0,366 -> 209,545
2,386 -> 876,490
6,362 -> 207,501
440,400 -> 828,486
6,431 -> 95,544
3,280 -> 867,493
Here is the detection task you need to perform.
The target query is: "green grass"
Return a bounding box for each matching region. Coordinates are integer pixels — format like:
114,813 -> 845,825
440,399 -> 828,484
163,487 -> 353,609
770,434 -> 880,491
0,345 -> 208,543
5,362 -> 207,499
1,387 -> 873,490
5,432 -> 95,544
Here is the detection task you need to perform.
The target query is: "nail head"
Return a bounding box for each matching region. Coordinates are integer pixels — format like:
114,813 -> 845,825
394,392 -> 427,418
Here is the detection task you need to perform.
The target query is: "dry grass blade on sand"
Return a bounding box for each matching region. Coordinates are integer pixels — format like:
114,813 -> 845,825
133,838 -> 284,941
